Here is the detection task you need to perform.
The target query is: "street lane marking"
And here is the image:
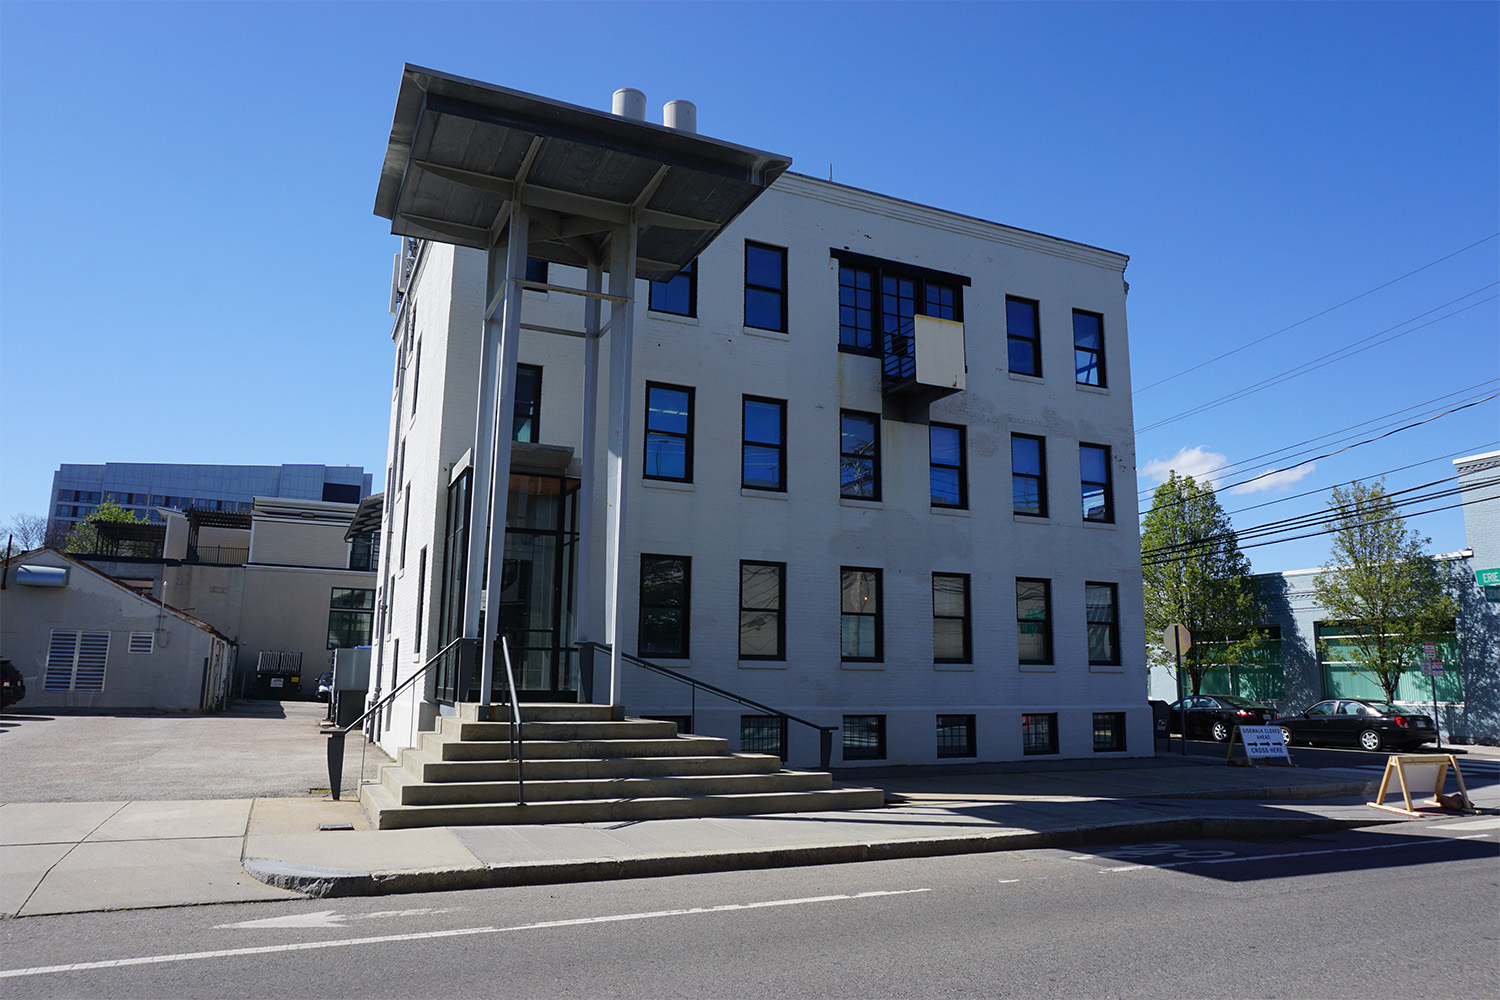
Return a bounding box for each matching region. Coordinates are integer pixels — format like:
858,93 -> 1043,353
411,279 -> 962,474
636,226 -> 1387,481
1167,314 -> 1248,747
1431,817 -> 1500,831
1097,837 -> 1462,873
215,906 -> 459,929
0,889 -> 930,980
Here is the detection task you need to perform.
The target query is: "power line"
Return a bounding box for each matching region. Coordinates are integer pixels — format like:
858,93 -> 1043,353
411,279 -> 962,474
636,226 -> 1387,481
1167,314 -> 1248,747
1136,289 -> 1498,434
1134,233 -> 1500,394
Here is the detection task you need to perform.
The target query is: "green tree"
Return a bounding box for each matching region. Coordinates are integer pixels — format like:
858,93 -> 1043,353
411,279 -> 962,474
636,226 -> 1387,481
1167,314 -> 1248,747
64,500 -> 149,555
1141,472 -> 1263,695
1313,479 -> 1455,703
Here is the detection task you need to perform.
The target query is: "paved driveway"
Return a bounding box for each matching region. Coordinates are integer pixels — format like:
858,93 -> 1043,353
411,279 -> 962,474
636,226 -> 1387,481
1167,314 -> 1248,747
0,700 -> 391,802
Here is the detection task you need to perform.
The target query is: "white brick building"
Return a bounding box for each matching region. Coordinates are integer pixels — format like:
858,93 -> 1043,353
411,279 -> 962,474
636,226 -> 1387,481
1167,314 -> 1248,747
366,72 -> 1147,768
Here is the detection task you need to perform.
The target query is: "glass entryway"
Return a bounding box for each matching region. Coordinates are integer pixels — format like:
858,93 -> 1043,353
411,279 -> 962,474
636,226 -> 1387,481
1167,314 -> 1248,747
495,473 -> 579,700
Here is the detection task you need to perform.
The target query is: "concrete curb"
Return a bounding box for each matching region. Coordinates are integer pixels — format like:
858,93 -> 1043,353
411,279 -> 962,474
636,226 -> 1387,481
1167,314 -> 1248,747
245,812 -> 1402,899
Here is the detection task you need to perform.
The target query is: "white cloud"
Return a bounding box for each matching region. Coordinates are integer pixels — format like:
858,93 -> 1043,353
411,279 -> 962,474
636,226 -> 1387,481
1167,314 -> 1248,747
1141,446 -> 1229,488
1229,463 -> 1316,495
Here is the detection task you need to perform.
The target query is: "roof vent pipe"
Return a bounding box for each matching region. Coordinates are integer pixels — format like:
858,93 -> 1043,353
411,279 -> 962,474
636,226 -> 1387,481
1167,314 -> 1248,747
612,88 -> 646,121
663,100 -> 697,133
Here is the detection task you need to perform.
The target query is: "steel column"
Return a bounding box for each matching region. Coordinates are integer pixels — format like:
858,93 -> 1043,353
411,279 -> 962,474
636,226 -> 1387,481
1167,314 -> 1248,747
604,223 -> 639,709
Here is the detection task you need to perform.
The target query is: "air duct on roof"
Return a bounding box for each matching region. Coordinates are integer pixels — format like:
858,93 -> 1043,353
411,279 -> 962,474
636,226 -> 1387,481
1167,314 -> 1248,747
612,88 -> 646,121
663,100 -> 697,134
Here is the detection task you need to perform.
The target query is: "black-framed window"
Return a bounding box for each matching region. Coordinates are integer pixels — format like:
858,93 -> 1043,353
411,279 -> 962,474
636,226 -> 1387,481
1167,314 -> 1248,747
742,397 -> 786,491
328,588 -> 375,649
937,714 -> 977,758
650,259 -> 696,317
414,547 -> 427,651
838,264 -> 875,352
1093,712 -> 1126,752
843,715 -> 886,761
411,338 -> 422,414
1017,578 -> 1053,664
745,242 -> 787,331
1022,713 -> 1058,755
841,567 -> 882,661
644,382 -> 694,482
1080,443 -> 1113,523
350,532 -> 380,571
1012,434 -> 1047,516
1087,582 -> 1120,665
1074,310 -> 1105,387
933,573 -> 971,663
840,410 -> 880,500
930,423 -> 967,508
639,555 -> 690,658
400,485 -> 410,568
524,257 -> 548,286
1007,296 -> 1042,376
740,561 -> 785,660
741,714 -> 787,760
514,364 -> 541,443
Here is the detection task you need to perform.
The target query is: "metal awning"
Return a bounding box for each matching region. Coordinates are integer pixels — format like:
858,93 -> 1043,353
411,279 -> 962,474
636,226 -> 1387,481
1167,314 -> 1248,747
185,509 -> 252,530
346,493 -> 384,540
373,65 -> 792,280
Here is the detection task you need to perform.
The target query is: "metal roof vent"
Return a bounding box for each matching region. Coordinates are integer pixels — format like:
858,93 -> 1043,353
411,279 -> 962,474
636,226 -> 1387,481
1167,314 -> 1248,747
17,564 -> 68,587
663,100 -> 697,134
612,88 -> 646,120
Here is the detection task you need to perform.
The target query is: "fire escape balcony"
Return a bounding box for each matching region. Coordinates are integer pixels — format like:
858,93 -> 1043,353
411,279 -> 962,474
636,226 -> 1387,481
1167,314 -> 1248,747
882,313 -> 966,421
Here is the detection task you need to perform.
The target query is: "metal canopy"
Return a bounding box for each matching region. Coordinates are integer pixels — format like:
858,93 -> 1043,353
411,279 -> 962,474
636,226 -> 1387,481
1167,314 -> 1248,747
373,65 -> 792,279
345,493 -> 384,540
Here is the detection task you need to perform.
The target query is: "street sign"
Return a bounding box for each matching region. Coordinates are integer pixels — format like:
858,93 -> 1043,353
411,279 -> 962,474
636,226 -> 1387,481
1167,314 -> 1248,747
1476,567 -> 1500,587
1163,624 -> 1192,655
1422,661 -> 1444,678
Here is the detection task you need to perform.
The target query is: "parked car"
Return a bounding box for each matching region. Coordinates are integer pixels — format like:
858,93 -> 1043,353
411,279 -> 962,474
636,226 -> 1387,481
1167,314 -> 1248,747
1167,694 -> 1276,742
315,670 -> 334,702
1271,699 -> 1437,751
1,659 -> 24,709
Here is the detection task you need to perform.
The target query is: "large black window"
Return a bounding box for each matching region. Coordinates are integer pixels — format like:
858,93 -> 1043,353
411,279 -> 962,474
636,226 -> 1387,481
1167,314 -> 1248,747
834,252 -> 965,360
843,715 -> 886,761
650,259 -> 696,317
1087,582 -> 1120,665
840,411 -> 880,500
1080,443 -> 1113,522
838,264 -> 875,352
644,383 -> 694,482
739,561 -> 785,660
1012,434 -> 1047,517
742,397 -> 786,491
1022,713 -> 1058,755
930,423 -> 967,509
840,567 -> 882,661
744,243 -> 787,331
1093,713 -> 1126,752
328,588 -> 375,649
1074,310 -> 1105,387
937,714 -> 977,758
639,555 -> 690,658
514,364 -> 541,443
932,573 -> 971,663
1007,296 -> 1041,376
524,257 -> 548,286
1017,578 -> 1052,664
741,715 -> 787,760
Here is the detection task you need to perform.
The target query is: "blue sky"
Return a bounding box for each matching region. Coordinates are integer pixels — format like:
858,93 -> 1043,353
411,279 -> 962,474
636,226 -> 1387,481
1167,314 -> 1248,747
2,1 -> 1496,573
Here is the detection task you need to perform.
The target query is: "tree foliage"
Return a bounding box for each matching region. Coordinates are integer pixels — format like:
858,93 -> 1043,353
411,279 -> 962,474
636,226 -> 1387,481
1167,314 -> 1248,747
1313,479 -> 1455,702
1141,472 -> 1263,695
64,500 -> 149,555
4,513 -> 52,558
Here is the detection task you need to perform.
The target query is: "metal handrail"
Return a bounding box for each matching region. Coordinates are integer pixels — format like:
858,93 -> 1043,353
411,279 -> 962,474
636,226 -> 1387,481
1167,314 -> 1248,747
577,641 -> 840,769
499,636 -> 524,804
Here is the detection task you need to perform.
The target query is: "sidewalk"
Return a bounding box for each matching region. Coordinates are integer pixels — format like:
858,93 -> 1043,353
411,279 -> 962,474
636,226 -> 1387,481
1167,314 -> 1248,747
6,751 -> 1459,918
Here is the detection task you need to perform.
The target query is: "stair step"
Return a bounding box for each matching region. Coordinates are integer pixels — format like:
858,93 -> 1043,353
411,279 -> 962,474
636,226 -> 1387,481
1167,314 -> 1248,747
446,719 -> 682,742
434,737 -> 733,761
404,751 -> 784,783
361,785 -> 887,829
384,768 -> 836,805
458,703 -> 616,723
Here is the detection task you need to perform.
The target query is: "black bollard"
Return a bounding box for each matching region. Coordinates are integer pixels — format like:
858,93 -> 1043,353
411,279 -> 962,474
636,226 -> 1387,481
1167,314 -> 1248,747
326,730 -> 346,800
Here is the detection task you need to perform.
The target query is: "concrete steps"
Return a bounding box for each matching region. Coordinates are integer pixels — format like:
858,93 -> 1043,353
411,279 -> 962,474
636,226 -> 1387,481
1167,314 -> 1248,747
360,704 -> 884,829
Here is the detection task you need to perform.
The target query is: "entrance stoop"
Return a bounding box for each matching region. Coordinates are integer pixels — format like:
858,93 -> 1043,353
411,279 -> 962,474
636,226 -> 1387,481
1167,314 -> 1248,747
359,704 -> 886,830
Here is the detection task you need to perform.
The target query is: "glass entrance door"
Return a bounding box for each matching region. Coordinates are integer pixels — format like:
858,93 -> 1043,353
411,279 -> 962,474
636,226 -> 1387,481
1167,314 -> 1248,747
495,474 -> 579,700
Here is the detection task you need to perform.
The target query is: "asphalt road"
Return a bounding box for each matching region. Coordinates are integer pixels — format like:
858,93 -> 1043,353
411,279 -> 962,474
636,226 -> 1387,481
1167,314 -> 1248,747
3,815 -> 1495,999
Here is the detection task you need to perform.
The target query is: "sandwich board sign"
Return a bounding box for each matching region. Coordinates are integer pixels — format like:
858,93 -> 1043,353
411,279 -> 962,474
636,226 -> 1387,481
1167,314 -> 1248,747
1227,725 -> 1293,767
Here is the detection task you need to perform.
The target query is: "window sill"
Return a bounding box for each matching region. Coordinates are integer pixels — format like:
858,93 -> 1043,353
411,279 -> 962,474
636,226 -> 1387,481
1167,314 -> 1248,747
1018,662 -> 1056,673
741,488 -> 788,500
1013,513 -> 1050,524
934,663 -> 974,672
1082,519 -> 1117,530
1075,383 -> 1110,395
931,506 -> 970,518
840,497 -> 882,510
840,661 -> 885,671
1008,372 -> 1045,384
1089,662 -> 1125,673
743,326 -> 789,342
641,657 -> 692,667
643,479 -> 695,493
647,311 -> 699,327
738,660 -> 787,670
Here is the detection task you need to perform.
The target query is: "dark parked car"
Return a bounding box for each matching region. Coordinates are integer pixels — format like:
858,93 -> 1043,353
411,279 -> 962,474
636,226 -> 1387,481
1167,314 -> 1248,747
1167,694 -> 1276,742
315,670 -> 334,702
2,659 -> 25,709
1271,699 -> 1437,751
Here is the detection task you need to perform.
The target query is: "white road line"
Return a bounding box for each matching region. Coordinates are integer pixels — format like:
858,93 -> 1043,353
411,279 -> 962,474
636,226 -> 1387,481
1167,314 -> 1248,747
1433,817 -> 1500,831
0,889 -> 931,980
1098,837 -> 1457,873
